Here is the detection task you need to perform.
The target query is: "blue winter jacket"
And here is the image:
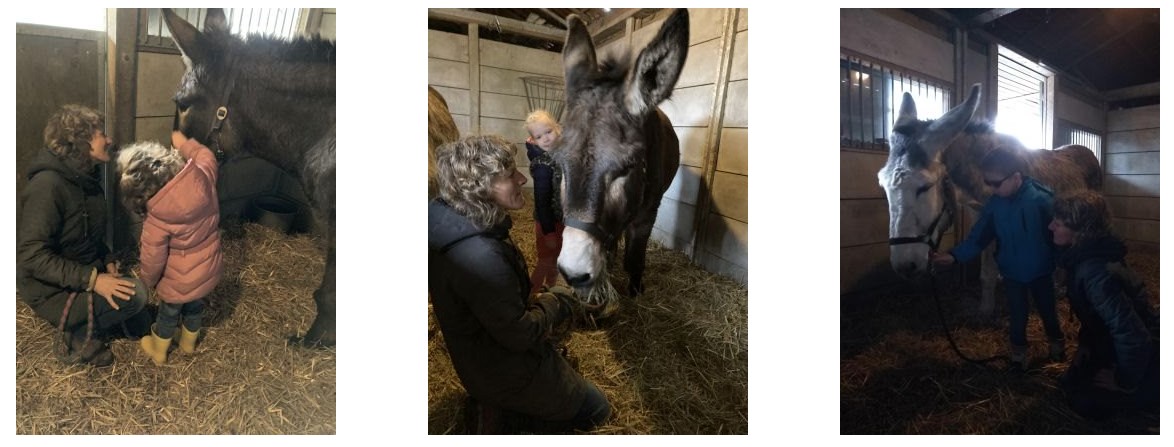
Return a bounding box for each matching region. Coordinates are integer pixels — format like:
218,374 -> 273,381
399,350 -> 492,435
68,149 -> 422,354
950,177 -> 1055,283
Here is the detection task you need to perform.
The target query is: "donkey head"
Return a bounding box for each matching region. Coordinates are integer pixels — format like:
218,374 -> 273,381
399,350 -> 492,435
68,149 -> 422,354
162,8 -> 243,156
878,84 -> 981,278
555,9 -> 689,301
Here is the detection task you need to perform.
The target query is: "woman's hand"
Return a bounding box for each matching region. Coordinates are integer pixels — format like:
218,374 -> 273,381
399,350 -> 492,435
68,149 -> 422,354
93,273 -> 136,310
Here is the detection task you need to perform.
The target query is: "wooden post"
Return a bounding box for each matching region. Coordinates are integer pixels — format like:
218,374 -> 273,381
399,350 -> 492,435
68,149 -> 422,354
468,23 -> 481,135
110,8 -> 140,251
690,8 -> 738,260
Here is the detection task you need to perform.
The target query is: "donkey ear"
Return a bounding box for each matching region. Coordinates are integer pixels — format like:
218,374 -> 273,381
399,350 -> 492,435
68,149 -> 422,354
894,92 -> 918,128
920,83 -> 981,154
624,9 -> 690,116
203,8 -> 230,35
563,14 -> 598,96
162,8 -> 207,65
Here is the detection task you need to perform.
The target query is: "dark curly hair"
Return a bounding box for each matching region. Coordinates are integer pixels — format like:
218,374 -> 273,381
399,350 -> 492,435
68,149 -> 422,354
1053,189 -> 1114,246
116,141 -> 185,217
42,104 -> 105,174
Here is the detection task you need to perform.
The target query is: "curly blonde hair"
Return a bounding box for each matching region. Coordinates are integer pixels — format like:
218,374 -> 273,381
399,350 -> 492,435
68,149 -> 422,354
42,104 -> 105,174
116,141 -> 186,216
1053,189 -> 1114,246
435,135 -> 518,230
523,109 -> 561,138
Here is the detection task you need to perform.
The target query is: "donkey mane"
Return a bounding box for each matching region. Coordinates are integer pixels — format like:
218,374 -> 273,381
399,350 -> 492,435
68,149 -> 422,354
237,34 -> 336,64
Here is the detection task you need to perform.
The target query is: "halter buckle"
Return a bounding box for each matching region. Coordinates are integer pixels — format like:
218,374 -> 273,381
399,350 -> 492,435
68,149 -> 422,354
215,106 -> 228,121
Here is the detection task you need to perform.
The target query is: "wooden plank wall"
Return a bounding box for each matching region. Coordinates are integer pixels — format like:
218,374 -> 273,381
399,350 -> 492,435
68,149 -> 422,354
1105,104 -> 1160,247
426,28 -> 562,184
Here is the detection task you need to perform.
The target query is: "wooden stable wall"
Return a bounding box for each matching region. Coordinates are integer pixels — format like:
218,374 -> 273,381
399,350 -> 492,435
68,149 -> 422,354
428,8 -> 749,285
839,9 -> 1112,295
1105,104 -> 1160,247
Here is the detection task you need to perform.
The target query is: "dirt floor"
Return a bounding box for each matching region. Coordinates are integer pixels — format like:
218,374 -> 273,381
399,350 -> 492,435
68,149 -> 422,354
15,221 -> 336,435
428,189 -> 749,434
841,249 -> 1160,434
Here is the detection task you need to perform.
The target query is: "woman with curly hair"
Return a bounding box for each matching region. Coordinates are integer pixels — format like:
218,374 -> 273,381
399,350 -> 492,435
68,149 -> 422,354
16,104 -> 150,367
117,131 -> 222,365
428,135 -> 610,433
1050,190 -> 1159,419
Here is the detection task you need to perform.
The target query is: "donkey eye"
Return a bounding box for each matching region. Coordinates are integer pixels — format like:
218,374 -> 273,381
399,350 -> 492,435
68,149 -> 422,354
915,184 -> 933,196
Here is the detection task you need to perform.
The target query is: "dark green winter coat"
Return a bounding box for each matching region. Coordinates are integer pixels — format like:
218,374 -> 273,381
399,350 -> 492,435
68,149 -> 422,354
428,199 -> 586,421
16,148 -> 111,326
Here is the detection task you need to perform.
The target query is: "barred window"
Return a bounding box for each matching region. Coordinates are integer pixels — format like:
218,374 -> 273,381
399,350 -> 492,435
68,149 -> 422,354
840,51 -> 952,151
1056,120 -> 1103,161
996,45 -> 1050,150
139,8 -> 305,51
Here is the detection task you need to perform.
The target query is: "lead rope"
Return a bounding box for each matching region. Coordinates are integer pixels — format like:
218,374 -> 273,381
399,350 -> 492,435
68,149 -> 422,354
55,291 -> 96,361
928,269 -> 1005,367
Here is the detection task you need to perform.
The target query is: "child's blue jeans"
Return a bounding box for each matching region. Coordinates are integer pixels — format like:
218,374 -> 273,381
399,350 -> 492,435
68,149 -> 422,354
1005,275 -> 1063,347
155,298 -> 205,339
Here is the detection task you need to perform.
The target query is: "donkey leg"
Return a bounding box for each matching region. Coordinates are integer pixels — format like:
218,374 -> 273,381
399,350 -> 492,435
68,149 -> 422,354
623,214 -> 657,297
290,244 -> 336,347
979,247 -> 998,318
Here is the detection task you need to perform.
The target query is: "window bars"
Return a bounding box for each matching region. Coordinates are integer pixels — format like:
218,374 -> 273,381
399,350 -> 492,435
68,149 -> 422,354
139,8 -> 304,51
1056,120 -> 1103,161
840,51 -> 952,151
996,46 -> 1049,149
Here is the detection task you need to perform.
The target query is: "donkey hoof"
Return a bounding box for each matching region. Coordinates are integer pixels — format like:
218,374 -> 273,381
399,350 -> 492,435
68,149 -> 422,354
288,333 -> 336,348
628,281 -> 644,296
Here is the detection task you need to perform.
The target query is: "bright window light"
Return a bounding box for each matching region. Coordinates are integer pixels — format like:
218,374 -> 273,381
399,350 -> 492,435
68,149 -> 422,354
15,8 -> 106,32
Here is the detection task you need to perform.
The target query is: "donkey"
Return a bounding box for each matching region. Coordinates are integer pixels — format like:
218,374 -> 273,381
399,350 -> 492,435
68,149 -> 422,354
555,9 -> 688,317
878,83 -> 1102,315
428,86 -> 459,199
162,9 -> 337,347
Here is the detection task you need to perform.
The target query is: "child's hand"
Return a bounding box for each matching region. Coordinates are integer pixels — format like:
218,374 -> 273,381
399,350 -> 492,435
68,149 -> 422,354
525,136 -> 536,145
105,261 -> 121,276
930,251 -> 956,266
171,130 -> 189,149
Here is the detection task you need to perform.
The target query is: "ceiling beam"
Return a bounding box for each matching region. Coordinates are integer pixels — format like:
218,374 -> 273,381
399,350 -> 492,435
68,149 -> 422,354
428,8 -> 564,42
537,8 -> 567,28
967,8 -> 1018,27
1103,82 -> 1159,101
588,8 -> 643,37
1062,19 -> 1149,72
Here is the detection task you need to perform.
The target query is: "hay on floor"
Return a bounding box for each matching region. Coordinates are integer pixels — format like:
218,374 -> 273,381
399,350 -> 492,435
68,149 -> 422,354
428,189 -> 749,434
841,248 -> 1160,434
16,221 -> 336,434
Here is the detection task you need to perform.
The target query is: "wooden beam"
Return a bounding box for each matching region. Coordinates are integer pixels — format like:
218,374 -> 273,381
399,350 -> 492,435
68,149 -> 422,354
690,9 -> 739,260
428,8 -> 564,42
588,8 -> 642,37
1104,82 -> 1160,101
468,23 -> 481,135
537,8 -> 567,28
967,8 -> 1018,27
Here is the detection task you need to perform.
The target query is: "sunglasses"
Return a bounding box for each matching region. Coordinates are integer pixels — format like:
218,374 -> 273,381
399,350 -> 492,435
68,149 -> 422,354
984,172 -> 1015,188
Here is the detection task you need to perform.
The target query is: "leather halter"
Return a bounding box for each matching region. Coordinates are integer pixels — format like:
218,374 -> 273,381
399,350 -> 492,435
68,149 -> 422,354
174,56 -> 238,160
565,216 -> 616,247
888,176 -> 956,251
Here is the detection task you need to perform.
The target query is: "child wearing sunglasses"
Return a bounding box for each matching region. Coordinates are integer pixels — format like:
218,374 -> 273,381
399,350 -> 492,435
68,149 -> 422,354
931,147 -> 1065,371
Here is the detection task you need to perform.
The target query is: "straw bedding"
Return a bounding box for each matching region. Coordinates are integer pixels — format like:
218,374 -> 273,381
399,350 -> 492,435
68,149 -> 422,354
15,220 -> 336,434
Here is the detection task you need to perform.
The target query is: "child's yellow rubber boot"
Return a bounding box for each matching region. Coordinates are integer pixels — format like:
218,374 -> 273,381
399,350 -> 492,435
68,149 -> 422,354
178,325 -> 201,354
140,324 -> 173,366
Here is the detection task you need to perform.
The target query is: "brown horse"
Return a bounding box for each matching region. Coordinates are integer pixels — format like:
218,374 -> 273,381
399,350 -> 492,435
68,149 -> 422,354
878,83 -> 1102,314
428,86 -> 459,199
555,9 -> 688,316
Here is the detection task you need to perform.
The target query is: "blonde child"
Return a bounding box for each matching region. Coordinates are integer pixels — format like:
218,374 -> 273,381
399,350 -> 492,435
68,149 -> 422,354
524,110 -> 564,294
117,131 -> 223,365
